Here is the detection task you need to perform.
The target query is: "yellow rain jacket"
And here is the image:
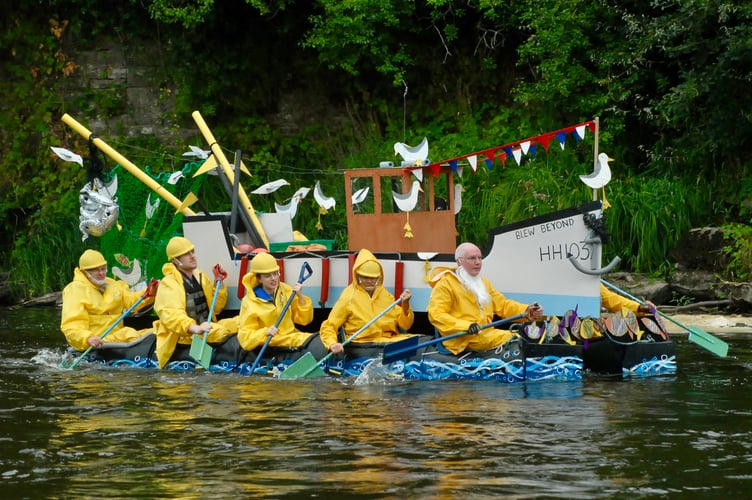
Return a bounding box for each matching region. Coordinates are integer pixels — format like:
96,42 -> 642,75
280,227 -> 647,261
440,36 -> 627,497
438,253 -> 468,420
153,263 -> 237,368
600,284 -> 640,314
428,266 -> 528,355
319,249 -> 415,349
61,267 -> 154,351
236,270 -> 314,351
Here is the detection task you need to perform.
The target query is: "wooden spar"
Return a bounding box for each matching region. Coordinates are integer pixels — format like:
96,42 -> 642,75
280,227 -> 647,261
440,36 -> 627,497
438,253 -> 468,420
61,114 -> 196,215
191,110 -> 270,249
592,116 -> 600,202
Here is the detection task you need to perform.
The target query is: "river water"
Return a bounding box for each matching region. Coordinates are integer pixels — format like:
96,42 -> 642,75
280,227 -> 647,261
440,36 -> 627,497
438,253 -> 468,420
1,306 -> 750,499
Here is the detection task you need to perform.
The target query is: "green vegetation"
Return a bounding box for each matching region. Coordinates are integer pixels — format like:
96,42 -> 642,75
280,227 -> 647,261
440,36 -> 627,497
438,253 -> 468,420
2,1 -> 752,302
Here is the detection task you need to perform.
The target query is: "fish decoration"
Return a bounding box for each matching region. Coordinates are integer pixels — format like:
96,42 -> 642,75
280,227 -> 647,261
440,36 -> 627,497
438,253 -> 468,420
524,323 -> 543,341
78,176 -> 119,241
640,316 -> 668,341
603,314 -> 629,338
545,316 -> 561,343
622,308 -> 642,340
579,318 -> 596,339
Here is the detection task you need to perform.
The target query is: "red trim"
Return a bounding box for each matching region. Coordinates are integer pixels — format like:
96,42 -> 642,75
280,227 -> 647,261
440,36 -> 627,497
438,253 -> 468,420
394,261 -> 404,298
238,256 -> 249,299
320,257 -> 330,304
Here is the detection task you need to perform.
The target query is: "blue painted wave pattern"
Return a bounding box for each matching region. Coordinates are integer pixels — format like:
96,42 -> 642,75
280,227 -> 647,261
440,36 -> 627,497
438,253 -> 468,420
623,354 -> 677,376
526,355 -> 583,381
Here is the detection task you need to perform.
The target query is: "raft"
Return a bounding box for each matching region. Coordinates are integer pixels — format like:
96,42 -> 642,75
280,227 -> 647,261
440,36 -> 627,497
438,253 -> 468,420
68,314 -> 676,380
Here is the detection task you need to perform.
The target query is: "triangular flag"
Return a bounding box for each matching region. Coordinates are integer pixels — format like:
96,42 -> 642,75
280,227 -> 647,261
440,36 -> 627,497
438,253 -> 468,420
411,168 -> 423,182
538,134 -> 553,152
556,132 -> 567,150
194,155 -> 219,177
529,145 -> 537,158
468,155 -> 478,172
484,158 -> 493,170
520,141 -> 531,155
512,148 -> 522,165
575,125 -> 587,140
176,192 -> 198,213
457,165 -> 464,177
449,160 -> 458,173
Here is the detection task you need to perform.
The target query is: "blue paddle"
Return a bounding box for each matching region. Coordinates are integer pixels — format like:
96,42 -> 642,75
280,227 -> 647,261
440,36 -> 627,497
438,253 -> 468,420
66,288 -> 151,370
248,262 -> 313,374
382,313 -> 526,364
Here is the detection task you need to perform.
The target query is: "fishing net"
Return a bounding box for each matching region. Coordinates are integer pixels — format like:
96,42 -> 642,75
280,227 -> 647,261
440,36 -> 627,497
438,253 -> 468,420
98,161 -> 206,287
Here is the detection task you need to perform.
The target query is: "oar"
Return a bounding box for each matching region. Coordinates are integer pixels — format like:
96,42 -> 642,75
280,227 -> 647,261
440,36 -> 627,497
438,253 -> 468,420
279,297 -> 404,380
248,262 -> 313,374
601,279 -> 729,357
66,290 -> 149,370
189,279 -> 222,369
382,313 -> 525,364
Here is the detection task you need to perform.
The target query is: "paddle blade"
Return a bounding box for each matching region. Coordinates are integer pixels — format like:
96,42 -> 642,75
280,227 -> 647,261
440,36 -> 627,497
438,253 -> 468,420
189,335 -> 213,369
688,327 -> 729,358
278,352 -> 327,379
382,335 -> 421,364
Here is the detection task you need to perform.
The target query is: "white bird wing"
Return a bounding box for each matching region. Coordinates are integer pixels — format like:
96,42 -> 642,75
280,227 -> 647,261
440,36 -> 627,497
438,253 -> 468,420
51,146 -> 83,166
314,181 -> 336,210
579,153 -> 613,188
182,145 -> 210,159
275,196 -> 300,219
352,187 -> 370,205
112,259 -> 142,287
394,137 -> 429,163
454,184 -> 464,215
292,186 -> 311,201
252,179 -> 289,194
392,180 -> 421,212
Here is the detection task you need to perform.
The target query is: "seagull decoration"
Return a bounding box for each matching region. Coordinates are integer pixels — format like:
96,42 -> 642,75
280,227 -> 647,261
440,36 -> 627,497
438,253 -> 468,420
314,181 -> 336,230
351,186 -> 370,209
580,152 -> 613,209
274,186 -> 310,220
252,179 -> 290,195
50,146 -> 83,166
392,179 -> 423,239
453,184 -> 464,215
182,145 -> 211,160
394,137 -> 429,167
112,254 -> 143,288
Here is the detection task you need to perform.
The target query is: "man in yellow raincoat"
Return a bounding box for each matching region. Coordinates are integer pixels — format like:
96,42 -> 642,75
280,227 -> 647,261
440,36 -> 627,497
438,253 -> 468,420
61,249 -> 157,351
153,236 -> 237,368
237,253 -> 325,357
428,242 -> 544,355
319,249 -> 418,354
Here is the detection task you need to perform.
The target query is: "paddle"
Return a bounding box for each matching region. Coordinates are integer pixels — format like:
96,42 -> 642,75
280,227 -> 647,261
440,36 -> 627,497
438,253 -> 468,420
382,313 -> 526,364
189,279 -> 222,368
248,262 -> 313,374
601,279 -> 728,357
279,297 -> 404,380
66,287 -> 151,370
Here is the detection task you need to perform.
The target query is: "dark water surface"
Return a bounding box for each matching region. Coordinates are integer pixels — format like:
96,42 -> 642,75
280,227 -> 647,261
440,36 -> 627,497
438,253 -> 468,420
1,307 -> 750,499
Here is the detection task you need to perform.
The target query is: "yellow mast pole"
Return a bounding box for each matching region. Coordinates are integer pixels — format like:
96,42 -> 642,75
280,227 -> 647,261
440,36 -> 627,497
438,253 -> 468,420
592,116 -> 600,202
61,113 -> 195,215
191,110 -> 270,249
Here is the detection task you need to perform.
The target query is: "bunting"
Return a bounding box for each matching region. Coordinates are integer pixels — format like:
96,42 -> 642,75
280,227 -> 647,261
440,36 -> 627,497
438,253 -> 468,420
403,120 -> 596,177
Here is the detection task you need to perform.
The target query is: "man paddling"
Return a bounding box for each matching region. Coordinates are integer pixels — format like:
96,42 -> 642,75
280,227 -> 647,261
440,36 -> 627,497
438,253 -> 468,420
319,249 -> 419,355
61,249 -> 157,351
153,236 -> 237,368
427,242 -> 544,355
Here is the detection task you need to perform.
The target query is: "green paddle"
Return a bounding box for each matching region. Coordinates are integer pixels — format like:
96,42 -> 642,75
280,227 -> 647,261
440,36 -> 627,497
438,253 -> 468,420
189,279 -> 222,369
601,279 -> 729,357
279,297 -> 404,380
66,289 -> 150,370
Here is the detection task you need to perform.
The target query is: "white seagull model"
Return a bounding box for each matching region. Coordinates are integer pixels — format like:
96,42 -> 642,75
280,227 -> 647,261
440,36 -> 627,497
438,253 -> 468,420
50,146 -> 83,166
580,153 -> 613,189
182,145 -> 211,160
351,187 -> 370,207
314,181 -> 336,211
274,187 -> 310,219
252,179 -> 290,195
392,180 -> 423,212
453,184 -> 464,215
394,137 -> 429,166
